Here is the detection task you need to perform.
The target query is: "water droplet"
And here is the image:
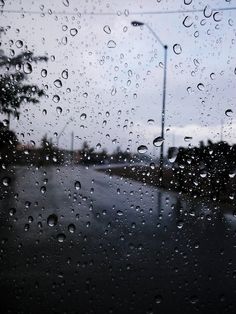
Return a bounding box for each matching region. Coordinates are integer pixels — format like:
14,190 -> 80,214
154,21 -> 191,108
40,186 -> 46,194
200,170 -> 207,178
111,87 -> 117,96
147,119 -> 155,125
24,224 -> 30,232
62,69 -> 68,79
190,296 -> 199,304
155,295 -> 163,304
80,113 -> 87,120
213,12 -> 222,22
153,137 -> 164,147
54,79 -> 62,88
184,0 -> 192,4
177,220 -> 184,229
41,69 -> 47,77
63,0 -> 69,7
47,214 -> 58,227
210,72 -> 215,80
229,171 -> 236,178
197,83 -> 204,91
16,40 -> 23,48
23,62 -> 32,74
107,40 -> 116,48
53,95 -> 60,103
56,106 -> 62,114
228,18 -> 233,26
74,181 -> 81,190
183,16 -> 193,27
9,208 -> 16,216
117,210 -> 123,216
96,143 -> 101,150
2,177 -> 10,186
203,5 -> 212,18
184,136 -> 192,142
3,119 -> 9,127
103,25 -> 111,34
137,145 -> 148,154
173,44 -> 182,55
70,28 -> 78,36
225,109 -> 233,117
68,224 -> 76,233
57,233 -> 66,242
168,147 -> 178,163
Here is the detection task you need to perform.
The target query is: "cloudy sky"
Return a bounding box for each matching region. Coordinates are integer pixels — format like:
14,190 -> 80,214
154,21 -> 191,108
0,0 -> 236,157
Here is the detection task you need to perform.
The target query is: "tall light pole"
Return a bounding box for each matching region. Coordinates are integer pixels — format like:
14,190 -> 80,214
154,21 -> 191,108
131,21 -> 168,185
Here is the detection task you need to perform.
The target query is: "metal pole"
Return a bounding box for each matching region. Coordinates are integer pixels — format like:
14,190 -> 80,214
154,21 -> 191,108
159,45 -> 168,186
131,21 -> 168,186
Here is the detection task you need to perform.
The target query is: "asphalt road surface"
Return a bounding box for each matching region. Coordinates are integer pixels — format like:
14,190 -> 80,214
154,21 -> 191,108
0,165 -> 236,314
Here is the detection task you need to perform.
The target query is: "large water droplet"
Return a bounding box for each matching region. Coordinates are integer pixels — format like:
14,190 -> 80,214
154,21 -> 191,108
184,0 -> 192,4
153,137 -> 164,147
103,25 -> 111,34
9,208 -> 16,216
74,181 -> 81,190
68,224 -> 76,233
53,95 -> 60,103
70,28 -> 78,36
107,40 -> 116,48
63,0 -> 69,7
177,220 -> 184,229
173,44 -> 182,55
168,147 -> 178,163
117,210 -> 123,216
62,69 -> 68,79
16,40 -> 23,48
41,69 -> 47,77
80,113 -> 87,120
197,83 -> 205,91
203,5 -> 212,18
2,177 -> 10,186
225,109 -> 233,117
23,62 -> 32,74
111,87 -> 117,96
47,214 -> 58,227
56,106 -> 62,114
213,12 -> 222,22
137,145 -> 148,154
57,233 -> 66,242
54,79 -> 62,88
183,16 -> 193,27
40,186 -> 46,194
184,136 -> 192,142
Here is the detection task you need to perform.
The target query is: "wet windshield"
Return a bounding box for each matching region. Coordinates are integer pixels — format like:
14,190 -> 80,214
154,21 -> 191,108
0,1 -> 236,313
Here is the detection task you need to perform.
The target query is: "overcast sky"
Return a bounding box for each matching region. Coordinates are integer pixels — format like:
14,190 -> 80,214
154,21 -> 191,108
0,0 -> 236,157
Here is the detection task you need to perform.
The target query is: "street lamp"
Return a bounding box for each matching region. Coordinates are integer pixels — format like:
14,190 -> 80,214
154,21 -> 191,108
131,21 -> 168,185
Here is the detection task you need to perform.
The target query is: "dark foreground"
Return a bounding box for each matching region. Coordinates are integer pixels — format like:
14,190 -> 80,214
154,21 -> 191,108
0,165 -> 236,314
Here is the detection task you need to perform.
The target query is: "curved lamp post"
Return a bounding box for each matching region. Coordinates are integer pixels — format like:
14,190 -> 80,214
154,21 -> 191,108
131,21 -> 168,185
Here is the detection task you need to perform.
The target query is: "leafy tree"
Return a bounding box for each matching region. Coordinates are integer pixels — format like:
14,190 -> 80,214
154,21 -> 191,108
0,48 -> 48,118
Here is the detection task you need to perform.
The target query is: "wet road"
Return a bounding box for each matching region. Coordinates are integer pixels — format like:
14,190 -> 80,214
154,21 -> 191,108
0,165 -> 236,314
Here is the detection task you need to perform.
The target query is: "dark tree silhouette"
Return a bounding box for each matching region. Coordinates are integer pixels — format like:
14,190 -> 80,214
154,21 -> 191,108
0,49 -> 48,118
171,140 -> 236,201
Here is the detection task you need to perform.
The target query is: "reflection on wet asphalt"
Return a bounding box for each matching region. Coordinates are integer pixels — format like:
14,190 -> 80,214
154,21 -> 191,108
0,166 -> 236,313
